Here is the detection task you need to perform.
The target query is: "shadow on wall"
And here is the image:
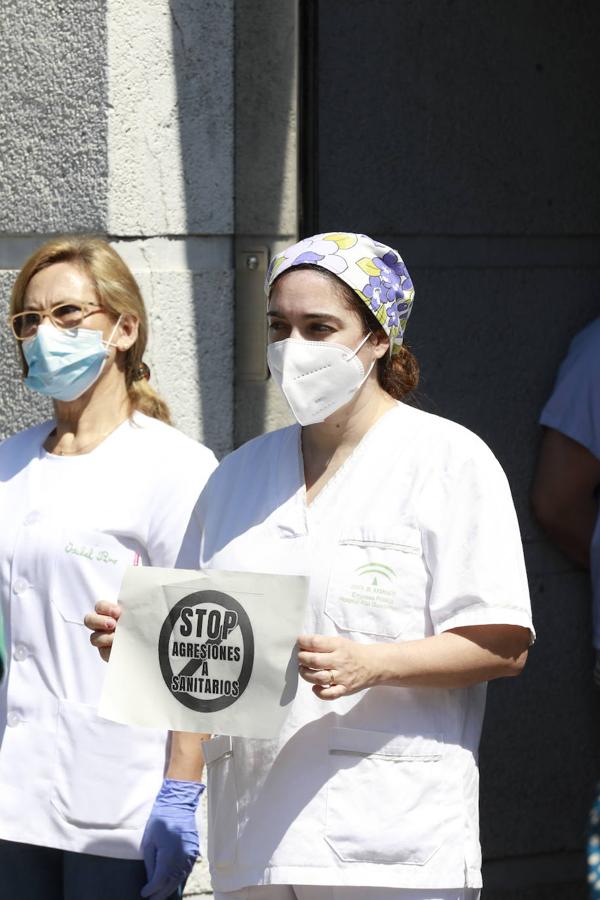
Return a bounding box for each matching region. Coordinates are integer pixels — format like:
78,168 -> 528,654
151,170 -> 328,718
168,0 -> 235,457
172,0 -> 298,449
234,0 -> 300,445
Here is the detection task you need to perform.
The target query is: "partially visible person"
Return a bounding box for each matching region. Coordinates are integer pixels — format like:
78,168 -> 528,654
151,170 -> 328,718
0,237 -> 217,900
532,317 -> 600,670
531,316 -> 600,900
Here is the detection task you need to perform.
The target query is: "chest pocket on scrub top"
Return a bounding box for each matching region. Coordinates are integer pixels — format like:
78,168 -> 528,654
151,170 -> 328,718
51,528 -> 140,625
325,524 -> 426,639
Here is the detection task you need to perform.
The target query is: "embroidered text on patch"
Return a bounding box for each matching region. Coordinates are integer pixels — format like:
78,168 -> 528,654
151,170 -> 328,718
64,542 -> 118,565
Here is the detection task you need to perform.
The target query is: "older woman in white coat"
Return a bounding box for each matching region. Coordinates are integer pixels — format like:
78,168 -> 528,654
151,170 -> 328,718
90,232 -> 534,900
0,237 -> 216,900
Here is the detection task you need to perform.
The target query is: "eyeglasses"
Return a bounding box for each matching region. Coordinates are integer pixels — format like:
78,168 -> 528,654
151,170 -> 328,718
10,302 -> 104,341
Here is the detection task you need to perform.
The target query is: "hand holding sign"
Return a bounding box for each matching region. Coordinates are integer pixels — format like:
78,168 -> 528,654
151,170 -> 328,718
85,601 -> 121,661
298,633 -> 380,700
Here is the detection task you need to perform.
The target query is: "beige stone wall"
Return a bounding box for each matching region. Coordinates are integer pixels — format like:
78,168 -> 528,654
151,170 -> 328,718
0,0 -> 235,459
0,2 -> 301,893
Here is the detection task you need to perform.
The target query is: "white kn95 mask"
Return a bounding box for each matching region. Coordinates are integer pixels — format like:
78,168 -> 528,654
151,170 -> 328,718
267,333 -> 374,426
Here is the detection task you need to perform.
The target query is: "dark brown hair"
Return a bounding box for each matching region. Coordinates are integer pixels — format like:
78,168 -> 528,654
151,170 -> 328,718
271,264 -> 419,401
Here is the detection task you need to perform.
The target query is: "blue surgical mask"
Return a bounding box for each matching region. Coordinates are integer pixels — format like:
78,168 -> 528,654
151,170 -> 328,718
23,319 -> 121,402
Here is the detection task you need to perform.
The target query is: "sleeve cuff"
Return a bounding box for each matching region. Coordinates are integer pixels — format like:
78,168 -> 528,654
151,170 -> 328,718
539,412 -> 600,462
434,606 -> 536,645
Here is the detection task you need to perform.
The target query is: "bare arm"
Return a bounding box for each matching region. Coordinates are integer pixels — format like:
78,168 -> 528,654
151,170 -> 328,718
298,624 -> 530,700
531,428 -> 600,568
166,731 -> 207,782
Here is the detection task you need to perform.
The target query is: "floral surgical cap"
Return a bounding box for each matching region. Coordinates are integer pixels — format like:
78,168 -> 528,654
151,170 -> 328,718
265,232 -> 415,352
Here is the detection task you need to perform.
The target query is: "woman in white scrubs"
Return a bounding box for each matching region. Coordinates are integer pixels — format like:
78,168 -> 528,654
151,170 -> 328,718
0,237 -> 217,900
90,232 -> 534,900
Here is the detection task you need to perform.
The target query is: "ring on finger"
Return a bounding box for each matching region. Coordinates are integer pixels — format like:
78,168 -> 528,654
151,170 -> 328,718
328,670 -> 336,686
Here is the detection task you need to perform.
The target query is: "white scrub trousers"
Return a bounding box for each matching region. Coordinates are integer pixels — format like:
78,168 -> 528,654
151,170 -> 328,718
214,887 -> 481,900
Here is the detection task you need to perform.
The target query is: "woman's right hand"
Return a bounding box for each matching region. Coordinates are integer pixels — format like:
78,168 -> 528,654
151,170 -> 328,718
84,601 -> 122,662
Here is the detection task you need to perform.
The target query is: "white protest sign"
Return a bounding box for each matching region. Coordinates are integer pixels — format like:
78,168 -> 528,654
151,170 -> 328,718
99,568 -> 308,739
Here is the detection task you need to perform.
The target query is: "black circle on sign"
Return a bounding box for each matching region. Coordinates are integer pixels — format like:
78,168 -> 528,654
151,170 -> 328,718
158,589 -> 254,713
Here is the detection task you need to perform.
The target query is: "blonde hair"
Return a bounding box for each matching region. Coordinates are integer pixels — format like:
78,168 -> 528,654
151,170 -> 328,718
10,235 -> 171,424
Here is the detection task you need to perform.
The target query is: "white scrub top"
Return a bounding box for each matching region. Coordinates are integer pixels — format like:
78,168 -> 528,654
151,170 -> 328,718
0,412 -> 217,858
195,403 -> 534,893
539,316 -> 600,646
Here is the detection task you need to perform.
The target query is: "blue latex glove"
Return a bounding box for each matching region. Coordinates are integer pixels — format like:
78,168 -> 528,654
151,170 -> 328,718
141,778 -> 205,900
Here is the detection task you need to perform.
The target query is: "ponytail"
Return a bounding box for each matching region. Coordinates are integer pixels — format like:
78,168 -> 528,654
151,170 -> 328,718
127,378 -> 172,424
377,344 -> 419,400
125,362 -> 172,425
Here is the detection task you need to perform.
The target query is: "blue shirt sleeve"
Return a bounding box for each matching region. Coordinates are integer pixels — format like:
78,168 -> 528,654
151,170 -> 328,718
540,317 -> 600,461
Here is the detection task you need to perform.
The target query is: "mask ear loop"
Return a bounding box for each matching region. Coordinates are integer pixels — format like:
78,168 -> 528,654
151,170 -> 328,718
347,331 -> 376,388
102,314 -> 123,351
346,331 -> 373,360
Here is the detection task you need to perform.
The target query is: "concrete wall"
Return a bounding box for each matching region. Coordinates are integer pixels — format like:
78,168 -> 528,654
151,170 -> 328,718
0,0 -> 107,436
0,0 -> 234,459
312,1 -> 600,896
233,0 -> 299,444
1,2 -> 238,894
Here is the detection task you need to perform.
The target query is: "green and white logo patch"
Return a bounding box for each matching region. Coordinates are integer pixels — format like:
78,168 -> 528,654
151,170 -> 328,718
339,561 -> 399,610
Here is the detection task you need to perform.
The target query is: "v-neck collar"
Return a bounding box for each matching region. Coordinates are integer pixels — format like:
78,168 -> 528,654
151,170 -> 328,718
295,401 -> 402,526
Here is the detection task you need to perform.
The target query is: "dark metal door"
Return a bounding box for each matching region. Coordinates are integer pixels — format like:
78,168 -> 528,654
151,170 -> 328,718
300,2 -> 600,896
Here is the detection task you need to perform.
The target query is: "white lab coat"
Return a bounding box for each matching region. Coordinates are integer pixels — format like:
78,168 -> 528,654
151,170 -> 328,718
0,412 -> 217,858
195,403 -> 534,892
